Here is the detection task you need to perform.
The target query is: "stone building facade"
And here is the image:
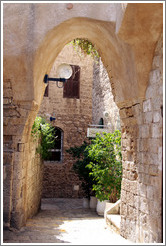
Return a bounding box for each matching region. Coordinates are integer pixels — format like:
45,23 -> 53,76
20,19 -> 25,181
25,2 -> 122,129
3,3 -> 163,243
38,43 -> 94,198
92,58 -> 120,131
38,44 -> 120,199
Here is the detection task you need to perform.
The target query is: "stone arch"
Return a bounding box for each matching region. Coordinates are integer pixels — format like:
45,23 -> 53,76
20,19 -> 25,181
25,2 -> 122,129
4,8 -> 163,242
33,17 -> 138,109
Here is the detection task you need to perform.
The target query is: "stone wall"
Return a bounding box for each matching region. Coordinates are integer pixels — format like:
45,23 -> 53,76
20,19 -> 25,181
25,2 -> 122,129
3,3 -> 163,241
3,79 -> 43,228
92,58 -> 120,131
25,138 -> 43,220
120,34 -> 163,243
39,43 -> 93,198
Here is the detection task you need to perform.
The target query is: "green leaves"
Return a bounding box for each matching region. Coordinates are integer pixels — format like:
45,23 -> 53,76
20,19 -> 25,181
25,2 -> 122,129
66,130 -> 122,202
66,141 -> 96,198
31,116 -> 56,160
86,130 -> 122,202
70,38 -> 100,62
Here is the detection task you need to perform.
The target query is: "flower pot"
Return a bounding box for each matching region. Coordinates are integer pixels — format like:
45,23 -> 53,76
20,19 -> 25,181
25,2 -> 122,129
82,197 -> 90,208
96,199 -> 109,216
90,196 -> 97,210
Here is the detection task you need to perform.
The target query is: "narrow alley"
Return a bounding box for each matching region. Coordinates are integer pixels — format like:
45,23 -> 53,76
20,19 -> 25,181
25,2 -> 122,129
3,198 -> 131,244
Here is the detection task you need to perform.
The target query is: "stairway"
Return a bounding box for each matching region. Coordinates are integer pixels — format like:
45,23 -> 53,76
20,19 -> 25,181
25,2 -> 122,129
104,200 -> 121,233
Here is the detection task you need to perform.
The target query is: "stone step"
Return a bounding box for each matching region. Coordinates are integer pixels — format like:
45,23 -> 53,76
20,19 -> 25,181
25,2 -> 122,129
106,214 -> 121,232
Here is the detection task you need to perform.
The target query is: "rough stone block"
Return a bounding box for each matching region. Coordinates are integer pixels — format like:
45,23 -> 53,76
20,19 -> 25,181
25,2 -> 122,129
149,138 -> 160,153
145,85 -> 156,99
151,124 -> 162,138
143,112 -> 152,124
139,197 -> 148,214
150,176 -> 159,187
139,183 -> 147,197
149,165 -> 158,176
119,108 -> 126,119
152,55 -> 161,69
3,88 -> 13,97
128,206 -> 137,220
158,147 -> 162,170
132,103 -> 141,116
133,195 -> 139,209
126,191 -> 134,206
149,69 -> 161,85
153,111 -> 161,123
130,181 -> 138,195
147,185 -> 154,200
143,99 -> 152,112
158,85 -> 163,95
125,107 -> 133,117
3,98 -> 12,104
120,189 -> 127,201
148,152 -> 158,165
121,202 -> 127,215
152,97 -> 162,111
140,125 -> 150,138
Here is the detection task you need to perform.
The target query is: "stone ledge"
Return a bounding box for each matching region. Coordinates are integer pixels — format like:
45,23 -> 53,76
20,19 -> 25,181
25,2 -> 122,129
107,214 -> 121,232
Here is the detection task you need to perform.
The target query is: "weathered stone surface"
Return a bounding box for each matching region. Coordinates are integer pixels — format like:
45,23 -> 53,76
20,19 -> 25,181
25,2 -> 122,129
92,59 -> 120,131
3,3 -> 163,243
38,43 -> 93,198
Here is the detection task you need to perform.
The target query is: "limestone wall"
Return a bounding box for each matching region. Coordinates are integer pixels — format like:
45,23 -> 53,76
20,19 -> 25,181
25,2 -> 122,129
25,138 -> 43,220
39,43 -> 93,198
3,80 -> 43,228
3,3 -> 163,242
92,59 -> 120,131
120,34 -> 163,243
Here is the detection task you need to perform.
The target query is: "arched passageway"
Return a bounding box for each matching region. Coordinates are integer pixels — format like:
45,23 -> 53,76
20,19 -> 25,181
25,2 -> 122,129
3,3 -> 163,243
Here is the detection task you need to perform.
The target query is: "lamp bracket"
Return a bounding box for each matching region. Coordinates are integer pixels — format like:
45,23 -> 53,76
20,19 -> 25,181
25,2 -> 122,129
44,74 -> 66,84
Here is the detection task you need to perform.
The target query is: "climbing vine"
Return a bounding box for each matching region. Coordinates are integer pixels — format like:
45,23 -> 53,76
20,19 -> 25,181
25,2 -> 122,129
70,38 -> 100,62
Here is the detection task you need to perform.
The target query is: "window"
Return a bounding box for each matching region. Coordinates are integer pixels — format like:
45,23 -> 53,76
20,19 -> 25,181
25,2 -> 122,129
44,84 -> 49,97
48,127 -> 63,162
63,65 -> 80,99
98,118 -> 104,128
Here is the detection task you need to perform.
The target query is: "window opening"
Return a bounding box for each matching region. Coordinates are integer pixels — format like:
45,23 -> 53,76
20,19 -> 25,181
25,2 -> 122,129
98,118 -> 104,128
48,127 -> 63,162
63,65 -> 80,98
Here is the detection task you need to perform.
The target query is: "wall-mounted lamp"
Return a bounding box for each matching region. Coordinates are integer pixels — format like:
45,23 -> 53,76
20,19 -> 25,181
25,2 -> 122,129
44,63 -> 73,88
50,116 -> 56,122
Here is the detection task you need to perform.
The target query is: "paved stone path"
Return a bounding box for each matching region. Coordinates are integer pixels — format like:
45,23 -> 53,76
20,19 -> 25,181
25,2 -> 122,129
3,198 -> 132,244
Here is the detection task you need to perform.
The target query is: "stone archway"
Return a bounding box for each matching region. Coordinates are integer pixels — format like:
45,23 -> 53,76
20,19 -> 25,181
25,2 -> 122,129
3,4 -> 163,243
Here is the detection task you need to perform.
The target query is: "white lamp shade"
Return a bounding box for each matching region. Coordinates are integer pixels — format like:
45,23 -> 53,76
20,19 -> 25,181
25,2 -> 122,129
57,63 -> 72,79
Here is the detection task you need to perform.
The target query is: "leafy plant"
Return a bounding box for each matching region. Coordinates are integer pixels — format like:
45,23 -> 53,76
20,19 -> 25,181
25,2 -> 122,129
31,116 -> 56,160
70,38 -> 100,62
66,141 -> 96,199
86,130 -> 122,202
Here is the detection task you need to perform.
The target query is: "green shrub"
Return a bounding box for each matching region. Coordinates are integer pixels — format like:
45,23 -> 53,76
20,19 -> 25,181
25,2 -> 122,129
66,141 -> 96,199
31,116 -> 56,160
86,130 -> 122,202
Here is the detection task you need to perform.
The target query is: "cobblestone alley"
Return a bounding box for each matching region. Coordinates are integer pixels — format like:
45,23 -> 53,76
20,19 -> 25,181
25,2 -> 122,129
3,198 -> 132,244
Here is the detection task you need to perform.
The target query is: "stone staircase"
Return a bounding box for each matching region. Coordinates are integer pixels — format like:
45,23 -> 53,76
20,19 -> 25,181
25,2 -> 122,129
104,199 -> 121,233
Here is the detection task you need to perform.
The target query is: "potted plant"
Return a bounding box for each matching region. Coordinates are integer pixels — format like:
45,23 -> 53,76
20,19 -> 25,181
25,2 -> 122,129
86,130 -> 122,215
66,141 -> 97,209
